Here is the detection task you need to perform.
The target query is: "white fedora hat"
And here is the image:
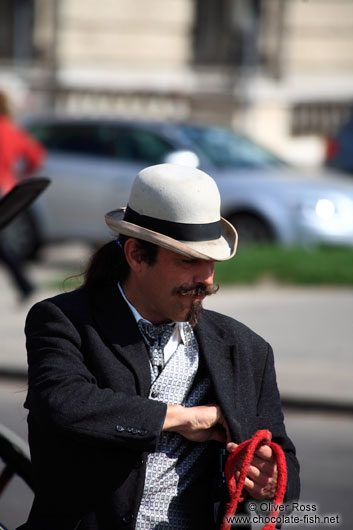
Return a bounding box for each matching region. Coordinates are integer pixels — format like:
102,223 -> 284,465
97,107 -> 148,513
105,163 -> 237,261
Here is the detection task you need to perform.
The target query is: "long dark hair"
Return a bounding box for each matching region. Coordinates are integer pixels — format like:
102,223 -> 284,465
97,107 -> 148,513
81,236 -> 158,291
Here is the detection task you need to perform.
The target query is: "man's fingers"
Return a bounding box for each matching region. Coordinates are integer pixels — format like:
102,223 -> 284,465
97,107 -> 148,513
204,406 -> 230,443
227,442 -> 278,500
250,455 -> 276,476
239,474 -> 277,500
227,442 -> 238,453
235,455 -> 276,477
227,443 -> 274,460
194,404 -> 225,430
242,477 -> 265,499
172,405 -> 232,443
255,444 -> 274,461
235,465 -> 273,487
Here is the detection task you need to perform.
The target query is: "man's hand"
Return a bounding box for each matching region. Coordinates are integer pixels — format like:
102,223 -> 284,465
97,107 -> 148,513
227,441 -> 278,500
163,404 -> 230,443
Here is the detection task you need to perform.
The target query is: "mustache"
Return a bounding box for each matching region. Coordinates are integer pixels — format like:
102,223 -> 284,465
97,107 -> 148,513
173,283 -> 219,297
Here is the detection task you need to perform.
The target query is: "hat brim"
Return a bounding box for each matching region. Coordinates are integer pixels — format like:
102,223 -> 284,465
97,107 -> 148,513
105,208 -> 237,262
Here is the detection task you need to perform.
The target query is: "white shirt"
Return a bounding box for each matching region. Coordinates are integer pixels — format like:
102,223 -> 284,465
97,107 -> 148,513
117,283 -> 185,363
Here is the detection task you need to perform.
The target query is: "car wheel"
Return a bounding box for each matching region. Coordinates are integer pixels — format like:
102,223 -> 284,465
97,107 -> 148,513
1,211 -> 42,261
228,213 -> 275,246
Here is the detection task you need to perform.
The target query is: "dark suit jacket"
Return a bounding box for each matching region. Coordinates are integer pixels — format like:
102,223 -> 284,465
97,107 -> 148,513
18,286 -> 300,530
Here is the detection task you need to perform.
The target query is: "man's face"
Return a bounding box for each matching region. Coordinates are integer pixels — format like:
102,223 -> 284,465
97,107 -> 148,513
131,246 -> 216,324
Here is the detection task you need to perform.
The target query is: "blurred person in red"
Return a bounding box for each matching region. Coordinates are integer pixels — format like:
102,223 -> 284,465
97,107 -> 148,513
0,90 -> 46,300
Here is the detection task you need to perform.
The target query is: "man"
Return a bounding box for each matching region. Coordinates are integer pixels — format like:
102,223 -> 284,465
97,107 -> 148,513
19,164 -> 299,530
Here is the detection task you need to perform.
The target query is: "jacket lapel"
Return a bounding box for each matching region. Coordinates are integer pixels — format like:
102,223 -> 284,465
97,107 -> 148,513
195,312 -> 244,442
86,286 -> 152,397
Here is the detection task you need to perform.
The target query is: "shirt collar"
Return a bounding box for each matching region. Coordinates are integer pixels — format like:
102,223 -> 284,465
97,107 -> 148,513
117,282 -> 185,344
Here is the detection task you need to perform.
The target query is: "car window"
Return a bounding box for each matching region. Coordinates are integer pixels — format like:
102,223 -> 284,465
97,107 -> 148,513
116,128 -> 174,164
26,123 -> 118,158
180,125 -> 286,169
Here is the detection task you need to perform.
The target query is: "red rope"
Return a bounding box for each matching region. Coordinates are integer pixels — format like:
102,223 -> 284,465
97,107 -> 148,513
221,429 -> 287,530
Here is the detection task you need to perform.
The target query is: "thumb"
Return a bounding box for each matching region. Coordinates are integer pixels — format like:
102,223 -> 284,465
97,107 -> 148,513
226,441 -> 238,453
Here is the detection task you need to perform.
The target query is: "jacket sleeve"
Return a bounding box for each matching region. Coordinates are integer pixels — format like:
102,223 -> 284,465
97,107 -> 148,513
256,343 -> 300,504
25,299 -> 167,453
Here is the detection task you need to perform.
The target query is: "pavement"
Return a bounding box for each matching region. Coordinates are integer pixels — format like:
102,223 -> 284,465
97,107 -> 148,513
1,242 -> 353,409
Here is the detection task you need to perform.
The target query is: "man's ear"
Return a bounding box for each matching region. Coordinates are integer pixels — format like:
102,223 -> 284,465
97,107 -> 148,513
123,238 -> 145,272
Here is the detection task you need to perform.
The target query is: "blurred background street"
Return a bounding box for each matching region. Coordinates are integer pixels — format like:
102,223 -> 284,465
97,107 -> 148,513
1,0 -> 353,528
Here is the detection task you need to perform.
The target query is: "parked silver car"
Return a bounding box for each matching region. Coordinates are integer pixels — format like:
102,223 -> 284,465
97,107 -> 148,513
14,116 -> 353,259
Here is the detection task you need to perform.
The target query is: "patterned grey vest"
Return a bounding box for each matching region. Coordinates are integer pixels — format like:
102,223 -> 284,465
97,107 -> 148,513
135,323 -> 212,529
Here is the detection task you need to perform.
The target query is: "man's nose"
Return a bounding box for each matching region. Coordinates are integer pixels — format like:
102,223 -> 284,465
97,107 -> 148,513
193,261 -> 215,285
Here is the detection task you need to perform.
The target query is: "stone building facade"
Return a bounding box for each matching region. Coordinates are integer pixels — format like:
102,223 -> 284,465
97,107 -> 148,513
1,0 -> 353,164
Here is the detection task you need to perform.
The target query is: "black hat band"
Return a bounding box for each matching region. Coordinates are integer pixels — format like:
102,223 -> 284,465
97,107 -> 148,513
124,206 -> 222,242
